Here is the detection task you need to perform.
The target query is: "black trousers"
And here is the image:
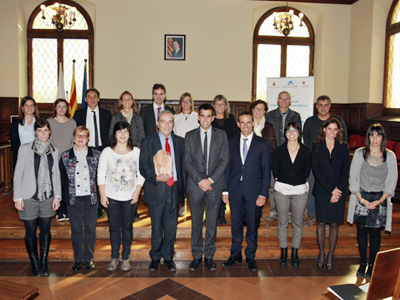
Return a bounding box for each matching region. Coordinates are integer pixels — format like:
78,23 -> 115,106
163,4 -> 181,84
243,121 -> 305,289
67,196 -> 98,262
148,185 -> 178,261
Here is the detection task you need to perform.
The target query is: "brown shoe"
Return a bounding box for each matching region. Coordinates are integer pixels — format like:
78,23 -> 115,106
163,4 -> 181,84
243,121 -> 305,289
303,216 -> 315,228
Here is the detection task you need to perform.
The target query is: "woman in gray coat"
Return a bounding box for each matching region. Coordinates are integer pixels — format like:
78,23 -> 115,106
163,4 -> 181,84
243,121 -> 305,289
13,119 -> 61,277
347,124 -> 397,279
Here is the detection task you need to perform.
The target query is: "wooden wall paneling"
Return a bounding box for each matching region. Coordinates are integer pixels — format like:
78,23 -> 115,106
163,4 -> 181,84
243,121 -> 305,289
0,97 -> 19,144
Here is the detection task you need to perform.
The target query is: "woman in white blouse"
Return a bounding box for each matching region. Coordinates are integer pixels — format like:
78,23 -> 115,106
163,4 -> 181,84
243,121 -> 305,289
98,121 -> 145,272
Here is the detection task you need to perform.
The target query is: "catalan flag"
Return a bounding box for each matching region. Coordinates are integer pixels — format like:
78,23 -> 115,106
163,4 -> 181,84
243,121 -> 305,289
69,62 -> 77,118
167,37 -> 174,57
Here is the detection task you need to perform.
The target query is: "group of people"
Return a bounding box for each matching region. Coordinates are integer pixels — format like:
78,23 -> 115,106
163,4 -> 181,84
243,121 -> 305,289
10,86 -> 397,280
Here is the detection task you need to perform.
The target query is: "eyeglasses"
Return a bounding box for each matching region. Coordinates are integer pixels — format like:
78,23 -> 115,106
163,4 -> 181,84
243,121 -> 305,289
75,134 -> 88,138
182,100 -> 191,103
287,128 -> 298,132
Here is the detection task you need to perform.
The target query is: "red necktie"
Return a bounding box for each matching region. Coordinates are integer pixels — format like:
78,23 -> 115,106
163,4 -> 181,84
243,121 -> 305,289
156,107 -> 161,133
165,137 -> 174,187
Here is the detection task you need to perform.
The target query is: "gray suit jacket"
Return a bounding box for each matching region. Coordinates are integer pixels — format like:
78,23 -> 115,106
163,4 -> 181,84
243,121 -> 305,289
184,127 -> 229,192
13,142 -> 61,201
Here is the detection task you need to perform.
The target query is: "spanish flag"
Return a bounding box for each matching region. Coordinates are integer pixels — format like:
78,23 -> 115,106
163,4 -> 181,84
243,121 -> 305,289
69,62 -> 77,118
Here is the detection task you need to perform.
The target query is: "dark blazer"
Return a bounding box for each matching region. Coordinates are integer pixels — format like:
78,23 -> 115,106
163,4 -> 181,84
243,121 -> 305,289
109,112 -> 145,148
312,140 -> 350,198
225,135 -> 271,201
10,119 -> 21,168
73,107 -> 112,151
139,133 -> 186,207
184,127 -> 229,192
272,142 -> 311,186
211,114 -> 239,140
261,119 -> 277,155
139,104 -> 175,137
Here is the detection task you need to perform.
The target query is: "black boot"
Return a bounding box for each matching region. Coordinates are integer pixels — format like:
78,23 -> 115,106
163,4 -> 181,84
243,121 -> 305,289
39,235 -> 51,276
279,248 -> 288,266
291,247 -> 300,267
356,262 -> 367,278
365,263 -> 374,279
25,237 -> 41,277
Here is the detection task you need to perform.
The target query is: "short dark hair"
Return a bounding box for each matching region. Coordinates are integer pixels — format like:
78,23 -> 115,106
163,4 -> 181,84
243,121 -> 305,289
284,121 -> 302,141
316,95 -> 332,105
250,100 -> 268,114
198,103 -> 216,116
110,121 -> 134,150
238,111 -> 254,121
85,88 -> 100,98
34,118 -> 51,131
152,83 -> 166,94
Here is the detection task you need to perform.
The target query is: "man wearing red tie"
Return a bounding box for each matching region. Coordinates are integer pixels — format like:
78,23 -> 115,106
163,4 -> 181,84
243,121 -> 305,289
139,111 -> 186,272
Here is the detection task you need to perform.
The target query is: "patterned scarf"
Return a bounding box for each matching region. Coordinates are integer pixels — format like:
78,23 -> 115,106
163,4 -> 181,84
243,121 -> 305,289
33,138 -> 52,201
121,109 -> 133,124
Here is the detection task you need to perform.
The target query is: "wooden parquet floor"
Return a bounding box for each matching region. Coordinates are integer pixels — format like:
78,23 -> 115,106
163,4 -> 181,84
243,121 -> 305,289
0,193 -> 399,261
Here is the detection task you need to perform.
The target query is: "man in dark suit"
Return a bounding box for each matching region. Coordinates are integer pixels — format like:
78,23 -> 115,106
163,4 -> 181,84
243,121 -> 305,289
140,83 -> 175,137
221,111 -> 271,271
184,103 -> 229,271
73,88 -> 112,219
139,110 -> 186,272
171,40 -> 183,58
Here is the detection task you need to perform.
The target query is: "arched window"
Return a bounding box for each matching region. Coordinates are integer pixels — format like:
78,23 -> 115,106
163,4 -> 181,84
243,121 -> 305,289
384,0 -> 400,109
252,7 -> 314,101
27,0 -> 94,103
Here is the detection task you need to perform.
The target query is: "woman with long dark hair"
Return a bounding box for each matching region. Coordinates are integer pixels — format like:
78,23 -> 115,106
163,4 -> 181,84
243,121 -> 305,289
312,117 -> 350,271
98,121 -> 144,272
10,96 -> 40,167
14,119 -> 61,276
347,124 -> 397,279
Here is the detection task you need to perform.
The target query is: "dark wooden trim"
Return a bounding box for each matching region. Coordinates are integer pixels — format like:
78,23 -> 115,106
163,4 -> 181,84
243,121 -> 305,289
27,0 -> 94,97
0,97 -> 19,144
252,6 -> 315,99
383,0 -> 400,110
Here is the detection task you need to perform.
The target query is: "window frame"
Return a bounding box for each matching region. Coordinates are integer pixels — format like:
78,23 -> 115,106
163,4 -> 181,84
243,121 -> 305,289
27,0 -> 94,99
252,7 -> 315,100
383,0 -> 400,114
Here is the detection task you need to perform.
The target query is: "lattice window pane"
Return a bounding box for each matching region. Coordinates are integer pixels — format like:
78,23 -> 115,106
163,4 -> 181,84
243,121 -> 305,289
391,1 -> 400,24
287,45 -> 310,77
32,38 -> 58,103
386,34 -> 400,108
256,44 -> 281,101
33,4 -> 88,30
259,13 -> 309,37
64,39 -> 89,104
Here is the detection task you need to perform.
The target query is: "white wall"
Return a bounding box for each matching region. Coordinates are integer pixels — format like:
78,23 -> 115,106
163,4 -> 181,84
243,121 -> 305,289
0,0 -> 394,104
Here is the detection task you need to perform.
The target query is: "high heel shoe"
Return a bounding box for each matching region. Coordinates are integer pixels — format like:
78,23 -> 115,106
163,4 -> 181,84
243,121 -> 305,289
326,255 -> 334,271
317,252 -> 325,269
356,262 -> 367,278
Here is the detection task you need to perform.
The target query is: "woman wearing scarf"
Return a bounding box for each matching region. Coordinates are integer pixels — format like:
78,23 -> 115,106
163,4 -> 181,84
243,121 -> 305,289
13,119 -> 61,277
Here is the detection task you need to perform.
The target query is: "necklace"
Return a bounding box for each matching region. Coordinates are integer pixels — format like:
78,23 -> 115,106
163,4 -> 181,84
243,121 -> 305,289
183,113 -> 190,121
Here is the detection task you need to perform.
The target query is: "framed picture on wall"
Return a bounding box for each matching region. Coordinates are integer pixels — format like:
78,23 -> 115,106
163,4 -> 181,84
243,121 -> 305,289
165,34 -> 185,61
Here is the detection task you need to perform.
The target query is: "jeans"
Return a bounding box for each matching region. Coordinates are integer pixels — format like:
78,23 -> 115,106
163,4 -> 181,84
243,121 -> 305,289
106,198 -> 137,260
67,196 -> 98,262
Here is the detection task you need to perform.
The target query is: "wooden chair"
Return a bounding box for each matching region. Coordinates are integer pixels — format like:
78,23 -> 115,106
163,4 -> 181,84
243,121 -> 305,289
323,247 -> 400,300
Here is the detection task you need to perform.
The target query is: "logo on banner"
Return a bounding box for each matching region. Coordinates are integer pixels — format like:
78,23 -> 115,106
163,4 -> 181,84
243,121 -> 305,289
302,80 -> 310,88
288,80 -> 294,86
273,82 -> 276,86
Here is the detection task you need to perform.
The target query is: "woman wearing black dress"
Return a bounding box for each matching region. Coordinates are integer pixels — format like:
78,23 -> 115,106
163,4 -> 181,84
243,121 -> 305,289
312,117 -> 350,271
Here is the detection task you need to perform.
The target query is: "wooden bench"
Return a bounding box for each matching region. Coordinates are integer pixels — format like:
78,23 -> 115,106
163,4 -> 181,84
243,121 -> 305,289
0,279 -> 38,300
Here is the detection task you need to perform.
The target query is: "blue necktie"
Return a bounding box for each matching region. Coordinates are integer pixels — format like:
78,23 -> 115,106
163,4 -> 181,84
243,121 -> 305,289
243,138 -> 248,162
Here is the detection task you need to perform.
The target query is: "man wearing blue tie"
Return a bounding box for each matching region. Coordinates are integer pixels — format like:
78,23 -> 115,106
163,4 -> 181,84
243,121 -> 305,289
222,111 -> 271,271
